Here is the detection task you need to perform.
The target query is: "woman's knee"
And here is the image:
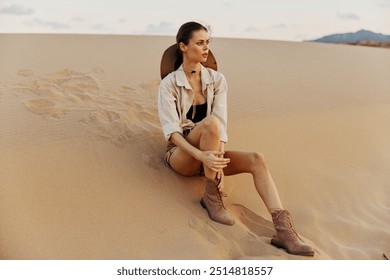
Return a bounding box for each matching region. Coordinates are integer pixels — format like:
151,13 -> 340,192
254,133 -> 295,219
201,115 -> 221,135
250,152 -> 268,173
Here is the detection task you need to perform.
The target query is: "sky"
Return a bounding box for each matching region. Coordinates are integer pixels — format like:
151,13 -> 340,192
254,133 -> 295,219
0,0 -> 389,41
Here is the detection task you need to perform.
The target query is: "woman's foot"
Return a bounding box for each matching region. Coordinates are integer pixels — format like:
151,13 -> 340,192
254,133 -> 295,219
271,209 -> 314,256
201,178 -> 234,225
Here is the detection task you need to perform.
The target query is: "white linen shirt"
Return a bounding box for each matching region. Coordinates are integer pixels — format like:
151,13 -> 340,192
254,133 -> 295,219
158,64 -> 228,143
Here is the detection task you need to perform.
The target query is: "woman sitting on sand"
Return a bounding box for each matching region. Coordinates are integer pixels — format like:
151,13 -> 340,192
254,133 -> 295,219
157,21 -> 314,257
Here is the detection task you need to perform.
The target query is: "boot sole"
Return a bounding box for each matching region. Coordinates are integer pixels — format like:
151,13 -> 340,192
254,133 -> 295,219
200,198 -> 234,226
271,238 -> 315,257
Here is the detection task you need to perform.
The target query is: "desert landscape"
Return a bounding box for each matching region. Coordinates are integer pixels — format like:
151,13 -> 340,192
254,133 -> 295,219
0,34 -> 389,260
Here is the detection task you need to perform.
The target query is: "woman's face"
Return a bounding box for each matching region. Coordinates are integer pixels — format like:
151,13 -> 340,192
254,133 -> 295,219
181,29 -> 210,64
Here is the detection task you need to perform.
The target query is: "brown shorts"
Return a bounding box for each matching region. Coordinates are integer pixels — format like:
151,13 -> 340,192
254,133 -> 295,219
164,142 -> 177,169
164,129 -> 191,169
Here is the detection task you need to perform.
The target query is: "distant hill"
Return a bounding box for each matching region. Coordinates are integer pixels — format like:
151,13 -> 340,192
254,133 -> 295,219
309,29 -> 390,44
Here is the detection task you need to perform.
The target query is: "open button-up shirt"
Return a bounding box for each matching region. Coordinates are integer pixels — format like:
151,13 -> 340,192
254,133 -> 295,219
158,64 -> 228,143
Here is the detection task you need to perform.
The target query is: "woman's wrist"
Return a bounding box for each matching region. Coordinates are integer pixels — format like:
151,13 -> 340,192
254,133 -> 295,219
193,149 -> 203,161
219,141 -> 225,153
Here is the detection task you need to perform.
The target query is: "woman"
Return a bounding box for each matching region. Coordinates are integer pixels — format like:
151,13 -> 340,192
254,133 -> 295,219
158,22 -> 314,257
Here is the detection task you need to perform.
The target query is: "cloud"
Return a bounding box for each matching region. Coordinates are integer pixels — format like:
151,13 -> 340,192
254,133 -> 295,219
270,24 -> 287,29
379,1 -> 390,7
91,23 -> 112,32
337,12 -> 361,20
71,17 -> 84,22
0,4 -> 34,15
144,21 -> 176,35
223,1 -> 233,7
25,18 -> 70,29
244,26 -> 262,33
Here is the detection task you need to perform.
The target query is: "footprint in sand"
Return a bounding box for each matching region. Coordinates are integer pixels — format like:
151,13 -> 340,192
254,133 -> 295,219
79,79 -> 161,146
25,98 -> 56,108
80,109 -> 131,147
230,204 -> 275,237
188,216 -> 221,246
17,69 -> 34,77
11,68 -> 162,147
24,98 -> 69,119
188,210 -> 275,259
141,153 -> 162,170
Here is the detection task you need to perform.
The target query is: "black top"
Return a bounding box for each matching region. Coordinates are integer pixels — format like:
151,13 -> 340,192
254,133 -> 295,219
186,102 -> 207,123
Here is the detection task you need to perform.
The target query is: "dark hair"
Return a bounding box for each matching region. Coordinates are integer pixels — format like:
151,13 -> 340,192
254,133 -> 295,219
174,21 -> 208,70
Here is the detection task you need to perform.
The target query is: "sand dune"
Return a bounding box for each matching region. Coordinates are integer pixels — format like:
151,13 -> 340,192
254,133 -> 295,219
0,34 -> 389,259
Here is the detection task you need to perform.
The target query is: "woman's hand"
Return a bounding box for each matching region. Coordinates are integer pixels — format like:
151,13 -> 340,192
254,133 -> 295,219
199,150 -> 230,172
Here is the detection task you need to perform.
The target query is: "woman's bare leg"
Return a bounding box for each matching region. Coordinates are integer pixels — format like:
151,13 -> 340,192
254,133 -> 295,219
223,151 -> 283,212
168,115 -> 222,179
224,151 -> 314,256
168,138 -> 313,254
167,115 -> 234,225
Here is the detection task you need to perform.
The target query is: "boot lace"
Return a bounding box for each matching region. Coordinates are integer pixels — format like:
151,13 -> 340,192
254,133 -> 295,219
284,213 -> 300,240
207,178 -> 228,210
215,189 -> 227,210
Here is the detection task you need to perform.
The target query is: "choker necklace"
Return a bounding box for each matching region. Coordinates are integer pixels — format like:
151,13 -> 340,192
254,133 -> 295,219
182,69 -> 200,74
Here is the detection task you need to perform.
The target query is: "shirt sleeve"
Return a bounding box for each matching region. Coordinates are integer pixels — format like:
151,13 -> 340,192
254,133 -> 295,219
157,76 -> 183,141
211,72 -> 228,143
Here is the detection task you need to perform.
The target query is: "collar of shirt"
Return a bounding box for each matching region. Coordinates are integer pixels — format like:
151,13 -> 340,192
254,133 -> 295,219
175,64 -> 214,92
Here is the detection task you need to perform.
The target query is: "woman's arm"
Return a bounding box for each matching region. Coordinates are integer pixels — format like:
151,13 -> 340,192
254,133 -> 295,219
170,132 -> 202,160
170,132 -> 229,172
211,72 -> 228,143
157,77 -> 182,140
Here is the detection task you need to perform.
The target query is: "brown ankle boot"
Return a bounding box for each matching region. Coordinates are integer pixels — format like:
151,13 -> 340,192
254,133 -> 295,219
271,209 -> 314,256
200,178 -> 234,225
